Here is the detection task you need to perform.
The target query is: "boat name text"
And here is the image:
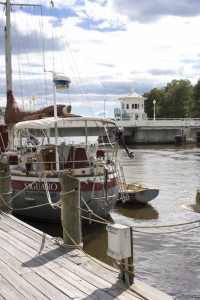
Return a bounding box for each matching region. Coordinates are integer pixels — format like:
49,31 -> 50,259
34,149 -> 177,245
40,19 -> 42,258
24,182 -> 58,191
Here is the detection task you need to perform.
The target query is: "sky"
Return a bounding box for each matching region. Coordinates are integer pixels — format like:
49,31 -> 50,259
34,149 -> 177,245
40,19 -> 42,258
0,0 -> 200,118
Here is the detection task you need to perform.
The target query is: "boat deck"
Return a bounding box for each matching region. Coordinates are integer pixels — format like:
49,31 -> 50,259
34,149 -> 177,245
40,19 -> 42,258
0,212 -> 173,300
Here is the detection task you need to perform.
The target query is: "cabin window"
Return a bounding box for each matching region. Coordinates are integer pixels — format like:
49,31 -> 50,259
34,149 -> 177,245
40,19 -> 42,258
126,104 -> 129,109
132,104 -> 134,109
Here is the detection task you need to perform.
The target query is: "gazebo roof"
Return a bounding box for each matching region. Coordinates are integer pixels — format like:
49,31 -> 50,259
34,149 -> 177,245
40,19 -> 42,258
119,88 -> 147,101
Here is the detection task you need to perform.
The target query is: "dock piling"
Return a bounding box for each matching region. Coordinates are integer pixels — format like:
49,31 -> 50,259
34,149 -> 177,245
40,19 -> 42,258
0,161 -> 12,213
61,173 -> 82,248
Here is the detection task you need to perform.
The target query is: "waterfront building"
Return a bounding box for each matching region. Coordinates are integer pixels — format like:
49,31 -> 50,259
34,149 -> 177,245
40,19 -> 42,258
114,88 -> 147,121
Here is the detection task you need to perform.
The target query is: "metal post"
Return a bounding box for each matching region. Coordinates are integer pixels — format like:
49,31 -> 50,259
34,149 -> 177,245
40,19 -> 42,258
53,81 -> 59,172
121,227 -> 134,285
153,99 -> 156,122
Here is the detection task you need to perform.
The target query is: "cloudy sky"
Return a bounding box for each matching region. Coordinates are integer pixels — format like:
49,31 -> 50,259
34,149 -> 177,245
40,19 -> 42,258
0,0 -> 200,117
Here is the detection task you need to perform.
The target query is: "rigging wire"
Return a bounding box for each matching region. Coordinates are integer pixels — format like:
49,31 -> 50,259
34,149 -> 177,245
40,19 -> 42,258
51,4 -> 95,116
39,4 -> 49,106
12,7 -> 28,107
34,5 -> 50,107
13,4 -> 51,109
0,4 -> 5,32
5,1 -> 100,114
50,1 -> 55,73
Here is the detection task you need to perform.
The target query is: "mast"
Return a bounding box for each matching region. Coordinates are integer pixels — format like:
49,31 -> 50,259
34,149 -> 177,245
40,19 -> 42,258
3,0 -> 14,150
5,0 -> 12,92
1,1 -> 40,92
2,1 -> 71,155
1,1 -> 40,150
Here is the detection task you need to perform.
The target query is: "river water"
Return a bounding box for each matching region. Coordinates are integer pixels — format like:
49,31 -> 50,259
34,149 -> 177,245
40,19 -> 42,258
20,145 -> 200,300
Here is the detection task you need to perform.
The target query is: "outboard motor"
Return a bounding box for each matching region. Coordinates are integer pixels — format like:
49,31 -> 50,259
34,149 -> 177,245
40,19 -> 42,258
116,126 -> 134,159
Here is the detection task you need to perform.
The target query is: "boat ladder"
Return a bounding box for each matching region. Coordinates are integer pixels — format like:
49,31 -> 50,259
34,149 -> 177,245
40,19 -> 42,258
90,163 -> 114,206
113,158 -> 129,203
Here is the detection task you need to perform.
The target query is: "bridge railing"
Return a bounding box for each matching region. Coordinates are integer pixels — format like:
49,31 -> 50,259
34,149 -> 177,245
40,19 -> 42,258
115,118 -> 200,128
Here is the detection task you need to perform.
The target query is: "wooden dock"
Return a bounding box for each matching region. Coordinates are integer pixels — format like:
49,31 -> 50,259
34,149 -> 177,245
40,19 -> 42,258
0,211 -> 173,300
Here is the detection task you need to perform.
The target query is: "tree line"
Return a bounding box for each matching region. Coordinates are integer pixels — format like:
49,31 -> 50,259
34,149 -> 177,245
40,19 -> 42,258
0,107 -> 5,118
143,78 -> 200,119
0,78 -> 200,119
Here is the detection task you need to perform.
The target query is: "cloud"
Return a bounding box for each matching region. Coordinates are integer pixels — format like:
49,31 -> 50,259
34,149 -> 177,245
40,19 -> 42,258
111,0 -> 200,23
148,69 -> 179,76
1,0 -> 200,119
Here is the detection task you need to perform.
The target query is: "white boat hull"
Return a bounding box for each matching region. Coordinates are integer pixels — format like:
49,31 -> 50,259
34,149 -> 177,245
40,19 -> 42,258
127,188 -> 159,204
11,174 -> 118,222
118,183 -> 159,204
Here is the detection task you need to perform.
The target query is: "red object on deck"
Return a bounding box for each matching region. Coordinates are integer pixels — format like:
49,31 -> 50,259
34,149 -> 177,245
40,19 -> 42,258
4,90 -> 66,124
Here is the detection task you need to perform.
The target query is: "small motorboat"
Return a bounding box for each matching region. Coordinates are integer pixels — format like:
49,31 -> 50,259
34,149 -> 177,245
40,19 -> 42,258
118,183 -> 159,204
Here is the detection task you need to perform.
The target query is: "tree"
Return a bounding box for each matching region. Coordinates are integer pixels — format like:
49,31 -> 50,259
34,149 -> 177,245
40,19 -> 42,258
0,107 -> 5,118
143,79 -> 194,118
192,79 -> 200,117
163,79 -> 193,118
143,88 -> 165,118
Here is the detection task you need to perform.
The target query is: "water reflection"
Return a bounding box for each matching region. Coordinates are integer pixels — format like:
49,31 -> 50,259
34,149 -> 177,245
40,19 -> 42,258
82,215 -> 114,265
114,202 -> 159,220
12,146 -> 200,300
16,213 -> 115,266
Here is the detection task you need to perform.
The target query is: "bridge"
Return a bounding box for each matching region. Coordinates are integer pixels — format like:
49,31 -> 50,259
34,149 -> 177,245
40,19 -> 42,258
115,118 -> 200,128
114,118 -> 200,144
113,89 -> 200,144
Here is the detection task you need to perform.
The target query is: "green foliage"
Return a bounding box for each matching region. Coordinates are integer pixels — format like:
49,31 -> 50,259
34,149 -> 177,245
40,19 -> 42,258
144,79 -> 198,118
192,79 -> 200,117
0,107 -> 5,118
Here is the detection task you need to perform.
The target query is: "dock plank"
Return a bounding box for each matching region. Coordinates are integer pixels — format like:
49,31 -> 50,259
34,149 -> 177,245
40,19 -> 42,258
22,272 -> 71,300
0,212 -> 173,300
0,275 -> 26,300
0,260 -> 48,300
0,216 -> 133,293
0,247 -> 70,300
0,223 -> 137,300
0,233 -> 91,299
0,216 -> 135,298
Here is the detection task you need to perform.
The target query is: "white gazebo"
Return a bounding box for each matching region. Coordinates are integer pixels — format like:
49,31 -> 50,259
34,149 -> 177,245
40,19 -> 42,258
114,88 -> 147,121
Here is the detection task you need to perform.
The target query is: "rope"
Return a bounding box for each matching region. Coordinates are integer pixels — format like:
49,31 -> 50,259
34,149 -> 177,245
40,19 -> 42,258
59,191 -> 112,224
0,174 -> 11,178
60,189 -> 77,196
11,174 -> 44,201
132,219 -> 200,228
43,174 -> 60,209
50,219 -> 119,274
133,224 -> 200,235
12,201 -> 60,211
113,260 -> 135,277
0,194 -> 12,209
82,216 -> 111,225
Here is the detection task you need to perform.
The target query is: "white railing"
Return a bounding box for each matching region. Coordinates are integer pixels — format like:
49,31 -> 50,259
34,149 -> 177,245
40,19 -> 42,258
115,118 -> 200,128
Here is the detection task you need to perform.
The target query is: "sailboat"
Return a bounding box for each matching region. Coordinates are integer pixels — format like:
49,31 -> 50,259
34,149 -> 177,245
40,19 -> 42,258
0,0 -> 130,222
